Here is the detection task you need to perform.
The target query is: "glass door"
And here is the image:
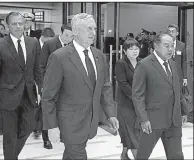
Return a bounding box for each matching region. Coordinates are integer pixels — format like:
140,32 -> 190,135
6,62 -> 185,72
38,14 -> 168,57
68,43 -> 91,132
180,4 -> 193,122
98,3 -> 120,96
97,2 -> 119,133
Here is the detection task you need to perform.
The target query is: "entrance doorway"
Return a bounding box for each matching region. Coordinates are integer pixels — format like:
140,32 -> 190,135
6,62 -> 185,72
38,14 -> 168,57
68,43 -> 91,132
97,2 -> 194,129
180,4 -> 193,122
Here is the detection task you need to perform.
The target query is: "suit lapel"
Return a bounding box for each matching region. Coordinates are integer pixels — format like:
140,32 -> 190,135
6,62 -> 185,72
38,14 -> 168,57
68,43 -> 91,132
169,60 -> 177,88
90,47 -> 101,93
24,36 -> 31,69
6,35 -> 25,70
91,47 -> 100,80
56,36 -> 62,49
151,54 -> 172,86
68,43 -> 93,91
123,55 -> 134,73
175,40 -> 180,51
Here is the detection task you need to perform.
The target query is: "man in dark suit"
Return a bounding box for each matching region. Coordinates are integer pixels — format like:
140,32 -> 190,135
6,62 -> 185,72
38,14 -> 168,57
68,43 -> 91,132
0,12 -> 41,160
137,29 -> 150,59
23,13 -> 42,139
132,33 -> 188,159
167,24 -> 187,87
40,23 -> 73,76
34,27 -> 55,149
41,13 -> 119,159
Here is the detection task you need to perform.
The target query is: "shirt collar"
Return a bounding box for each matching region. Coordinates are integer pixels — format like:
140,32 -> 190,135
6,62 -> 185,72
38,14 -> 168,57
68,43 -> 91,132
58,35 -> 64,46
39,38 -> 44,48
27,29 -> 30,35
153,50 -> 168,65
73,40 -> 91,52
10,34 -> 25,44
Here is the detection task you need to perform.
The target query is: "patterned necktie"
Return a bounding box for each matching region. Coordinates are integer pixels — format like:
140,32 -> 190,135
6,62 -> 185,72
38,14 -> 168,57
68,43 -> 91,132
17,39 -> 25,67
83,49 -> 96,91
163,61 -> 172,82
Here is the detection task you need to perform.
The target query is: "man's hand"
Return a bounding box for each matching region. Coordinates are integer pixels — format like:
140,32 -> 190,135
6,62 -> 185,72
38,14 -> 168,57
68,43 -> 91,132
48,127 -> 60,143
183,79 -> 187,86
141,121 -> 152,134
108,117 -> 119,131
182,115 -> 187,124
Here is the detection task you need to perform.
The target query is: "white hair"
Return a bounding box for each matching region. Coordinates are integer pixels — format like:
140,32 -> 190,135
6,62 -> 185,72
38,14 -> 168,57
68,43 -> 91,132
71,13 -> 93,29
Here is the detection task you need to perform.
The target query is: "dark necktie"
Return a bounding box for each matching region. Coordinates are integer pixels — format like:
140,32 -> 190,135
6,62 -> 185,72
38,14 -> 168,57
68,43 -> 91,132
163,61 -> 172,82
83,49 -> 96,91
25,32 -> 28,36
17,39 -> 25,67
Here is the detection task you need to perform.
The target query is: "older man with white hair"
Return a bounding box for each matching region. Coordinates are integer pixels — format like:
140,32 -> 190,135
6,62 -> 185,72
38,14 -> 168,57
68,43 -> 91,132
41,13 -> 119,159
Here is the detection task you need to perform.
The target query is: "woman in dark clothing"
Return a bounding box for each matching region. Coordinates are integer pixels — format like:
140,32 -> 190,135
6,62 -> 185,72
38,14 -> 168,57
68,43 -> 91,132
115,38 -> 141,160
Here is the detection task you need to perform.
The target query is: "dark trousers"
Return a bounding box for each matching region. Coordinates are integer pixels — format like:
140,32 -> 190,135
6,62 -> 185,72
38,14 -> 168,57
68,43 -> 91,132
2,89 -> 36,160
42,130 -> 49,142
62,141 -> 87,160
136,126 -> 184,160
34,103 -> 49,142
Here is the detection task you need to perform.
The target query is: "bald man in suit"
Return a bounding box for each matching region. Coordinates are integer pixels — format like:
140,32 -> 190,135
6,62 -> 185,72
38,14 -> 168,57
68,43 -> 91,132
132,33 -> 188,159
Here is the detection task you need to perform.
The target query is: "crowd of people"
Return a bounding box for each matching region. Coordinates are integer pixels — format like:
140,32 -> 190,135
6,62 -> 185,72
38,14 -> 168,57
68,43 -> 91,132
0,11 -> 192,160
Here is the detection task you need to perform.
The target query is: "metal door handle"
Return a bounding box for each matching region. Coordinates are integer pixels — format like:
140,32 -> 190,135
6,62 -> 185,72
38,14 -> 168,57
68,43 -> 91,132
189,61 -> 193,67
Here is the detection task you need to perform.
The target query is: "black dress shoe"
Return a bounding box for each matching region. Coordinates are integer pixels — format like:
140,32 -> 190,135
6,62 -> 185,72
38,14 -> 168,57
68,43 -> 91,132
44,140 -> 53,149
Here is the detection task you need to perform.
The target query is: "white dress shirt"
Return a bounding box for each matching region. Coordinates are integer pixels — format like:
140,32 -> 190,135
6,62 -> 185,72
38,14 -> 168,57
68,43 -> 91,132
173,40 -> 177,56
39,38 -> 44,48
24,29 -> 30,36
153,50 -> 171,74
59,35 -> 66,47
10,34 -> 27,63
173,40 -> 177,50
73,40 -> 97,80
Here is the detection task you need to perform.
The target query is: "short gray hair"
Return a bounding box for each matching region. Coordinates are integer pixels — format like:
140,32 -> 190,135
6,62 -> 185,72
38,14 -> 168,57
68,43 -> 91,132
71,13 -> 93,28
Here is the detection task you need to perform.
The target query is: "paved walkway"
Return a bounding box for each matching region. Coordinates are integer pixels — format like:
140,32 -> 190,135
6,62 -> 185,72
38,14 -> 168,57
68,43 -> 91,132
0,122 -> 193,159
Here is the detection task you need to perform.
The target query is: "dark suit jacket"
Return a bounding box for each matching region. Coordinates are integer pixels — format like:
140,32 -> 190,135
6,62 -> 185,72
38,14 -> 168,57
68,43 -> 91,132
115,56 -> 141,127
172,40 -> 187,84
132,53 -> 188,129
0,35 -> 41,110
29,30 -> 36,37
41,42 -> 115,144
115,55 -> 141,108
40,35 -> 62,78
138,39 -> 149,58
